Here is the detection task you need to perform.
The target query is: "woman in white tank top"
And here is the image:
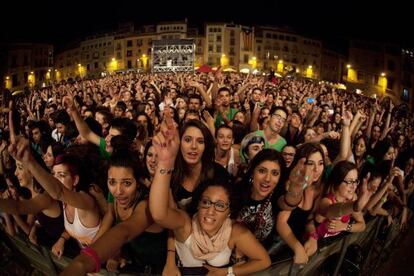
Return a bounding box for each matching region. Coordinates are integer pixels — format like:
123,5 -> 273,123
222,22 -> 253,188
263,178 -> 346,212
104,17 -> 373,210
10,139 -> 101,258
149,115 -> 271,275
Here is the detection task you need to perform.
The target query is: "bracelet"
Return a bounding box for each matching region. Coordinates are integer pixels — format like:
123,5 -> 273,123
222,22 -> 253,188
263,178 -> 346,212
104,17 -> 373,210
80,247 -> 101,273
346,223 -> 353,232
167,249 -> 176,253
283,195 -> 301,208
159,168 -> 174,174
59,235 -> 68,241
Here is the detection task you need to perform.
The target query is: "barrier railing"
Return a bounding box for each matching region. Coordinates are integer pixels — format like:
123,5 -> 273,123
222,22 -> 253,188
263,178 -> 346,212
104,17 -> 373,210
0,216 -> 407,276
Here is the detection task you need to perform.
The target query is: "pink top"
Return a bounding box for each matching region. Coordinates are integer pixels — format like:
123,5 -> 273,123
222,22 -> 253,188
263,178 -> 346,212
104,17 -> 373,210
316,193 -> 351,239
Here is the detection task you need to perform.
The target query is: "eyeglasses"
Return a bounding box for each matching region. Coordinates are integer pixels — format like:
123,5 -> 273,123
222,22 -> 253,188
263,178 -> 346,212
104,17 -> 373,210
199,198 -> 229,212
343,179 -> 360,186
272,113 -> 287,123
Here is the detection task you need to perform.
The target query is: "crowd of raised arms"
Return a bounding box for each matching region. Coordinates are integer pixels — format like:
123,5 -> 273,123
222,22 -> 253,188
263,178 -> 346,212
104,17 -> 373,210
0,70 -> 413,276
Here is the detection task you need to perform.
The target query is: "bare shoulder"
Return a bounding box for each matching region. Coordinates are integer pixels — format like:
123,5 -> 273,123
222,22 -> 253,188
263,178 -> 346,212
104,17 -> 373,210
231,221 -> 250,237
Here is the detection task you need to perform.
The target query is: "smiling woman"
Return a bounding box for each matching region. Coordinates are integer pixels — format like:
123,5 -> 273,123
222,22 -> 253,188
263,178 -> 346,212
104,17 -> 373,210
149,116 -> 271,275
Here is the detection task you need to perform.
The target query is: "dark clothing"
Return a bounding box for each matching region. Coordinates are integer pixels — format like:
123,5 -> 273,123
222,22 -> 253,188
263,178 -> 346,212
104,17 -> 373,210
175,162 -> 230,209
35,205 -> 64,248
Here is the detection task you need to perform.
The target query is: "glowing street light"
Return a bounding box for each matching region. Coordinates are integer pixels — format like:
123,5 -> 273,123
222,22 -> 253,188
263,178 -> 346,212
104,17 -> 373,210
306,65 -> 313,78
277,59 -> 283,73
220,54 -> 229,67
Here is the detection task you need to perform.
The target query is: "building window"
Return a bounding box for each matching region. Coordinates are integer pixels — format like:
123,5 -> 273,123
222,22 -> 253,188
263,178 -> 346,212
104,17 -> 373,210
87,64 -> 90,70
127,40 -> 133,47
208,45 -> 213,52
230,38 -> 235,46
137,39 -> 143,46
266,33 -> 271,39
94,62 -> 98,69
117,52 -> 122,59
127,50 -> 132,57
128,60 -> 132,68
216,35 -> 222,42
244,54 -> 249,63
230,30 -> 235,37
116,43 -> 121,50
216,45 -> 221,52
230,57 -> 234,65
23,55 -> 28,66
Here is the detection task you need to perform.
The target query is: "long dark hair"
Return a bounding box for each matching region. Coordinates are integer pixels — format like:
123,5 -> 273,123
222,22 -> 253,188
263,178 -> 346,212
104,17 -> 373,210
353,135 -> 368,160
290,143 -> 325,185
239,149 -> 286,204
171,120 -> 215,200
326,160 -> 357,195
141,140 -> 154,180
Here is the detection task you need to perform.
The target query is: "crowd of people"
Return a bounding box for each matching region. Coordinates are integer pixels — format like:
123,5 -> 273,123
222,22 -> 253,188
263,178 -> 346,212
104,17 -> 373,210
0,69 -> 413,275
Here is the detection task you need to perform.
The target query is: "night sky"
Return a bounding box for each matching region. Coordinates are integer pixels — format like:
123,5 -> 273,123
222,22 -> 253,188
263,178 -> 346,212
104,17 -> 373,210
0,0 -> 412,52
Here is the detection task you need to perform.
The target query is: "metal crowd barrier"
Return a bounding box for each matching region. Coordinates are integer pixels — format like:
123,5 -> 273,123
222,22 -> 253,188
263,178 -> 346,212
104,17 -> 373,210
0,216 -> 406,276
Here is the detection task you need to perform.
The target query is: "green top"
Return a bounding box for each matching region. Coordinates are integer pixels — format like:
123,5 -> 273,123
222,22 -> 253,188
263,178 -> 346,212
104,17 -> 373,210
99,137 -> 111,160
255,130 -> 287,152
215,108 -> 238,128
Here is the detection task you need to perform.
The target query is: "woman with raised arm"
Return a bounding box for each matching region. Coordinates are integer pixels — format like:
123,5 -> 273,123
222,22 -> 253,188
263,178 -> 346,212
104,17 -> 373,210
8,121 -> 101,258
60,144 -> 167,275
149,113 -> 271,275
0,108 -> 63,247
276,143 -> 325,265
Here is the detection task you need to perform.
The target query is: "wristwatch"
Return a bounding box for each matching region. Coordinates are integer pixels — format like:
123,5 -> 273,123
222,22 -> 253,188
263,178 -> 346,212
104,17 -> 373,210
227,266 -> 235,276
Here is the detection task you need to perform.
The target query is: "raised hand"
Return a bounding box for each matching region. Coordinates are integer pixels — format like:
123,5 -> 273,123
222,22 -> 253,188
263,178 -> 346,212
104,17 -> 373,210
62,90 -> 77,113
8,105 -> 32,165
152,108 -> 180,166
342,110 -> 353,127
355,173 -> 373,212
288,158 -> 314,194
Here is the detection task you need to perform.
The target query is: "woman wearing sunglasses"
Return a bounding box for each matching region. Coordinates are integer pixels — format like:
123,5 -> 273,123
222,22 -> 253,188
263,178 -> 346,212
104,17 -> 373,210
149,113 -> 271,275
